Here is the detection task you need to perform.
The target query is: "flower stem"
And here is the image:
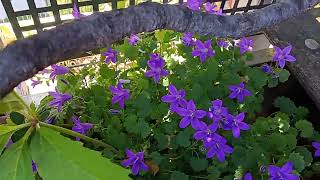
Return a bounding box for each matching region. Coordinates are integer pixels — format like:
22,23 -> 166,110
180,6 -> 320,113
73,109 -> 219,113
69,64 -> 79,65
39,122 -> 118,153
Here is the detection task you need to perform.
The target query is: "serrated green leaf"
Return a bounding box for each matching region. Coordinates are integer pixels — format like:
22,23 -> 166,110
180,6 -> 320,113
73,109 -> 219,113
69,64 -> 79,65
190,157 -> 208,172
274,96 -> 296,115
295,147 -> 313,167
268,77 -> 279,88
136,120 -> 151,138
176,128 -> 193,148
247,67 -> 268,88
30,127 -> 130,180
189,83 -> 203,101
295,106 -> 309,120
0,92 -> 27,115
0,124 -> 30,153
278,69 -> 290,83
288,152 -> 305,172
170,171 -> 189,180
295,120 -> 314,138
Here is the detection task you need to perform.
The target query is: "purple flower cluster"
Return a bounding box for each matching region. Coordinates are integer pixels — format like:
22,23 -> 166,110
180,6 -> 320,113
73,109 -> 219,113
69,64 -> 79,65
175,100 -> 207,129
268,162 -> 299,180
109,83 -> 130,109
186,0 -> 224,15
103,48 -> 118,64
48,91 -> 72,112
273,45 -> 296,68
145,54 -> 169,83
121,149 -> 148,175
217,39 -> 229,49
237,37 -> 254,55
72,116 -> 93,141
161,84 -> 186,112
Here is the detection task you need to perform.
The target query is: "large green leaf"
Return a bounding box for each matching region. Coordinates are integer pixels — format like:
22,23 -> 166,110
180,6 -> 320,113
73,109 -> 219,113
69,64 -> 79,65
0,92 -> 26,114
0,129 -> 34,180
30,127 -> 130,180
0,123 -> 31,153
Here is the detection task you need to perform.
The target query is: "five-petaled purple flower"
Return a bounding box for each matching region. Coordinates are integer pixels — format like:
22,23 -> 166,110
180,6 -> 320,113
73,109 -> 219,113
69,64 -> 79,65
261,64 -> 273,74
31,79 -> 42,88
229,82 -> 252,103
72,116 -> 93,141
103,48 -> 117,64
72,3 -> 85,19
121,149 -> 148,175
109,83 -> 130,109
128,34 -> 140,45
194,121 -> 217,142
181,33 -> 194,46
50,65 -> 69,82
174,100 -> 207,129
244,172 -> 253,180
187,0 -> 202,10
192,40 -> 215,62
161,84 -> 186,112
268,162 -> 299,180
48,92 -> 72,112
208,99 -> 228,131
273,45 -> 296,68
237,37 -> 254,55
204,2 -> 217,14
224,112 -> 250,138
312,141 -> 320,157
217,39 -> 229,49
145,54 -> 169,83
205,133 -> 233,162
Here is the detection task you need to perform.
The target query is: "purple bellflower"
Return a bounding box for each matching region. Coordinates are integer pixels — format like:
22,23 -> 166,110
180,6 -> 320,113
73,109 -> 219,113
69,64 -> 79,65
261,64 -> 273,74
208,99 -> 228,131
128,34 -> 140,45
48,92 -> 72,112
72,116 -> 93,141
109,83 -> 130,109
312,141 -> 320,157
187,0 -> 202,10
237,37 -> 254,54
204,2 -> 217,14
145,54 -> 169,83
193,122 -> 218,142
50,65 -> 69,82
181,32 -> 194,46
174,100 -> 207,129
161,84 -> 186,112
224,112 -> 250,138
273,45 -> 296,68
192,40 -> 215,62
103,48 -> 117,64
205,133 -> 233,162
72,3 -> 85,19
121,149 -> 148,175
217,39 -> 229,49
268,162 -> 299,180
31,79 -> 41,88
244,172 -> 253,180
228,82 -> 252,103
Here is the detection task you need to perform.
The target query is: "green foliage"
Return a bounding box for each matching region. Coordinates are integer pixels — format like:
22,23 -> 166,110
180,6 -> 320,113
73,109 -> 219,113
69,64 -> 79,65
170,171 -> 189,180
295,120 -> 314,138
189,157 -> 208,172
0,124 -> 30,153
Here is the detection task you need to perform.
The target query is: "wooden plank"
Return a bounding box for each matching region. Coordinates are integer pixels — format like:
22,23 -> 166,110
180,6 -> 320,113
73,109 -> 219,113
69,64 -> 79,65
265,8 -> 320,110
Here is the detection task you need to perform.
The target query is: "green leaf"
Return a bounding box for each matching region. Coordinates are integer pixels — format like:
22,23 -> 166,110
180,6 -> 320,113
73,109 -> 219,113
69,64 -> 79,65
295,106 -> 309,120
267,77 -> 278,88
189,83 -> 203,101
0,138 -> 34,180
30,127 -> 130,180
295,147 -> 313,167
175,128 -> 193,148
288,152 -> 305,172
154,133 -> 168,150
295,120 -> 314,138
278,69 -> 290,83
274,96 -> 296,115
170,171 -> 189,180
0,92 -> 27,114
0,124 -> 30,153
150,152 -> 165,165
136,120 -> 151,138
10,112 -> 25,125
247,67 -> 268,88
190,157 -> 208,172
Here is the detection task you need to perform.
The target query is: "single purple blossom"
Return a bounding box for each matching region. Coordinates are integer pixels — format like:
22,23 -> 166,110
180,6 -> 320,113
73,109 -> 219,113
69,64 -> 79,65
268,162 -> 299,180
237,37 -> 254,54
174,100 -> 207,129
192,40 -> 215,62
224,112 -> 250,138
193,121 -> 218,142
48,92 -> 72,112
312,141 -> 320,157
72,116 -> 93,141
204,2 -> 217,14
72,3 -> 85,19
50,65 -> 69,82
121,149 -> 148,175
102,48 -> 117,64
228,82 -> 252,103
244,172 -> 253,180
181,33 -> 194,46
205,133 -> 233,162
187,0 -> 202,10
273,45 -> 296,68
109,83 -> 130,109
145,54 -> 169,83
128,34 -> 140,45
32,160 -> 37,173
261,64 -> 273,74
217,39 -> 229,48
161,84 -> 186,112
208,99 -> 228,131
31,79 -> 41,88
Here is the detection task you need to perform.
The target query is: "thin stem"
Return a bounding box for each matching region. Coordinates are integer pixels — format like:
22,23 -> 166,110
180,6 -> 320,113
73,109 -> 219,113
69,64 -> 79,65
13,122 -> 33,130
22,125 -> 35,141
39,122 -> 118,153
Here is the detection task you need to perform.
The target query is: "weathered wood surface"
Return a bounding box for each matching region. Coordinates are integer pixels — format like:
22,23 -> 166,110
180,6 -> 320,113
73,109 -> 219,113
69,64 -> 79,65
265,8 -> 320,110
